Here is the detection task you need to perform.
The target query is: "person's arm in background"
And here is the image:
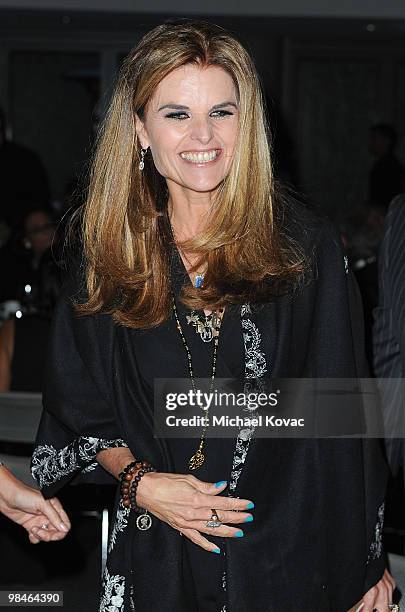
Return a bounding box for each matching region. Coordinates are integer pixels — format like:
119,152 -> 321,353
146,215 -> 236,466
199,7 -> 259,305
0,320 -> 70,541
0,463 -> 70,544
0,318 -> 13,391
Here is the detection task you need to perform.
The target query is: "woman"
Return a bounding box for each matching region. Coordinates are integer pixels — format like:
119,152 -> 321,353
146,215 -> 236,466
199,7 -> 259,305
0,462 -> 70,543
31,20 -> 394,612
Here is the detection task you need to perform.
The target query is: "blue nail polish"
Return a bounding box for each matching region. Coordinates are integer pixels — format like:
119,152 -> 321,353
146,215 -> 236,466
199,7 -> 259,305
214,480 -> 227,488
234,530 -> 244,537
244,515 -> 254,523
212,547 -> 221,554
246,502 -> 255,510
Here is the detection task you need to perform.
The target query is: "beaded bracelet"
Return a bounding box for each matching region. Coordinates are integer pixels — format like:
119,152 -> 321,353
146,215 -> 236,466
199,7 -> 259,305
118,460 -> 138,482
120,460 -> 155,509
120,461 -> 139,508
129,465 -> 156,513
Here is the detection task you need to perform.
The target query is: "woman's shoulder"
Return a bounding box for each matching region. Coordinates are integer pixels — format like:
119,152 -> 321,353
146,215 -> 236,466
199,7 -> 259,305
280,197 -> 344,261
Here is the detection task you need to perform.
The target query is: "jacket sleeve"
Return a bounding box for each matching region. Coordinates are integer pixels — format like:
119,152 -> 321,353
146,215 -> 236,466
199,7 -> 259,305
31,276 -> 127,498
373,197 -> 405,475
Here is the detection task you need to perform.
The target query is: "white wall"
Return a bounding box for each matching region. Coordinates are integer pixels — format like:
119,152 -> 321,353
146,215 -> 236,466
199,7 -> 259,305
0,0 -> 405,18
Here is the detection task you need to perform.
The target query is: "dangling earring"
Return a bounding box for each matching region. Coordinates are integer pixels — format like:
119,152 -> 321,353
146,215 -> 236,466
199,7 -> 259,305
139,148 -> 147,171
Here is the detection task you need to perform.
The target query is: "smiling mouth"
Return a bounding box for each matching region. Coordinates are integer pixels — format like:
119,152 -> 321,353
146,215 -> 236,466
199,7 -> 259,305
179,149 -> 222,164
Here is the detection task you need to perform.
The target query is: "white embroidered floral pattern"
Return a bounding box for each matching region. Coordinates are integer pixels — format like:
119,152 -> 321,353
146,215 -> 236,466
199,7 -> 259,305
222,303 -> 268,607
228,307 -> 268,493
108,502 -> 131,553
81,462 -> 98,474
240,303 -> 252,317
31,436 -> 127,488
343,255 -> 349,275
242,318 -> 267,379
99,567 -> 125,612
367,501 -> 385,563
228,427 -> 256,493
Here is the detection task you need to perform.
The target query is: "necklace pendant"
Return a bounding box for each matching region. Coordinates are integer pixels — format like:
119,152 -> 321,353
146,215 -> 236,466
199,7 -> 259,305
194,273 -> 204,288
189,447 -> 205,470
198,323 -> 213,343
136,511 -> 152,531
187,313 -> 214,342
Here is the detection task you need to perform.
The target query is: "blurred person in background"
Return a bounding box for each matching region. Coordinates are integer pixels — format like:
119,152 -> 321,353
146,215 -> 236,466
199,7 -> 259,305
374,195 -> 405,478
369,123 -> 405,212
373,195 -> 405,561
342,203 -> 385,372
23,209 -> 56,270
0,462 -> 70,544
0,207 -> 57,308
0,108 -> 50,230
0,249 -> 63,391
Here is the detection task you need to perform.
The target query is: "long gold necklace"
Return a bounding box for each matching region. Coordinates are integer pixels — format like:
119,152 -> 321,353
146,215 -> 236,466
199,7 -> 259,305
171,292 -> 224,470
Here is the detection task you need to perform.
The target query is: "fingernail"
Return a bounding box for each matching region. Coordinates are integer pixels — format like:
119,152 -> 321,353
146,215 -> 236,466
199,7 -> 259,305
212,547 -> 221,554
246,502 -> 254,510
244,515 -> 254,522
214,480 -> 227,488
234,530 -> 244,537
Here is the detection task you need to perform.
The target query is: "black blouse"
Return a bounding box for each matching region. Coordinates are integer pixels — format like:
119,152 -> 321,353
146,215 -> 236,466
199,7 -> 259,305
32,210 -> 389,612
131,247 -> 246,611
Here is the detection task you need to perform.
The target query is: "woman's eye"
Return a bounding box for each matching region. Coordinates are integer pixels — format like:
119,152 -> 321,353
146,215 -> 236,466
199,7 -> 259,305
165,112 -> 189,121
210,110 -> 234,118
164,109 -> 235,121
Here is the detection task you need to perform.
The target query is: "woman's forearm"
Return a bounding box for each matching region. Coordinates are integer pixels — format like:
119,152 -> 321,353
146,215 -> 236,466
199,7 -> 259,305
96,447 -> 135,480
0,464 -> 15,515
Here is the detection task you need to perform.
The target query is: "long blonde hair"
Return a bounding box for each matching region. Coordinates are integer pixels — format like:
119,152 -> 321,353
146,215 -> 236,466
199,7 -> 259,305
76,19 -> 305,328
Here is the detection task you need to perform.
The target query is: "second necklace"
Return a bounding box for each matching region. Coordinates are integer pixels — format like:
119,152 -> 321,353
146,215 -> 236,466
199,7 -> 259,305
171,292 -> 224,470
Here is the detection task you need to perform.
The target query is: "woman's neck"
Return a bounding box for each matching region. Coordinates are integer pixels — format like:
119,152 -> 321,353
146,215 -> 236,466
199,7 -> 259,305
167,185 -> 214,240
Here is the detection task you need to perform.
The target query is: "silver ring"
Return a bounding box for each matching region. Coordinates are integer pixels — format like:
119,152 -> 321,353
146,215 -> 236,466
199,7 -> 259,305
206,508 -> 222,528
40,523 -> 49,530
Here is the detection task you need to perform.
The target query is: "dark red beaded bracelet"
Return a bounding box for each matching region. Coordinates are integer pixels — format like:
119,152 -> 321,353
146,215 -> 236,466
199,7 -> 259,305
120,460 -> 155,509
118,461 -> 138,482
120,461 -> 141,508
129,466 -> 156,513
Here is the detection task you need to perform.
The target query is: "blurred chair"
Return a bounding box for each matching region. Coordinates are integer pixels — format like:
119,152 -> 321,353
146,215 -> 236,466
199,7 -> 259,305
0,391 -> 41,486
388,552 -> 405,605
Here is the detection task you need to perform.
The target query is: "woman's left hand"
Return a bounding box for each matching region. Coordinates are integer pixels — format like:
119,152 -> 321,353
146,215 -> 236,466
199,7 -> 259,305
360,569 -> 396,612
0,466 -> 71,543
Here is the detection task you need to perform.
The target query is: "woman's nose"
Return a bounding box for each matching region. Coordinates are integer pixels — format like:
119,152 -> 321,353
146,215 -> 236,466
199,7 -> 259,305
190,115 -> 213,144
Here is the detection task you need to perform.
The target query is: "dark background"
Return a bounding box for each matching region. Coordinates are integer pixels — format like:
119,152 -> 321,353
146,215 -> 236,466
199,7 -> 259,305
1,2 -> 405,222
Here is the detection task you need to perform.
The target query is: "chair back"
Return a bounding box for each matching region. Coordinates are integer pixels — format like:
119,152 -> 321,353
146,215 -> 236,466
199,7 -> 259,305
0,392 -> 42,486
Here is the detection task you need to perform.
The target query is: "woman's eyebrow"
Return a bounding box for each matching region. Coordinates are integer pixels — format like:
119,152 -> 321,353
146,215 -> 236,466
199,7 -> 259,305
157,101 -> 238,112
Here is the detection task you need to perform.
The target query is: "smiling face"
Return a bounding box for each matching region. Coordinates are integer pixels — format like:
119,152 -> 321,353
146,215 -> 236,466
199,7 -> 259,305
135,64 -> 239,197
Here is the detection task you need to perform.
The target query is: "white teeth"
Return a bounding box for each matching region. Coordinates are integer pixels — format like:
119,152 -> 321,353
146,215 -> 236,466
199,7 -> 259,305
180,150 -> 219,163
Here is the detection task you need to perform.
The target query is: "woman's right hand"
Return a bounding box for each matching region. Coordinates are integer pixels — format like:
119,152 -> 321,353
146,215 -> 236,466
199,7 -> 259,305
136,471 -> 254,553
